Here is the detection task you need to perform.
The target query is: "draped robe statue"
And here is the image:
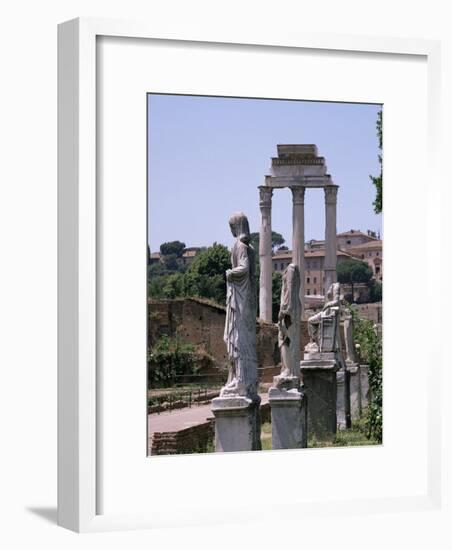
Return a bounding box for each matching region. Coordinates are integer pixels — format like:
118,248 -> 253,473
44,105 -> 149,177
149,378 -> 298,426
273,263 -> 301,389
307,282 -> 341,354
221,212 -> 258,398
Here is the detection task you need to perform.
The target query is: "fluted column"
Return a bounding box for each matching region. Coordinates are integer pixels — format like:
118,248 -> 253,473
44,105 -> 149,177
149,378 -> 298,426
324,185 -> 338,295
291,186 -> 306,317
259,186 -> 273,322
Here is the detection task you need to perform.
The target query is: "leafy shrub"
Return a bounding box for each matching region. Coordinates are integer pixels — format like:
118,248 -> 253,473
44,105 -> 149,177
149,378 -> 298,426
148,335 -> 201,388
352,310 -> 383,442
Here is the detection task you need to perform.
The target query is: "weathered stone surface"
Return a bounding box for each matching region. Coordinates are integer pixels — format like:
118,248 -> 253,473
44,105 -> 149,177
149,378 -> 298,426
306,282 -> 341,354
258,187 -> 273,322
290,190 -> 305,316
348,363 -> 361,419
324,186 -> 338,294
275,264 -> 301,381
300,359 -> 339,440
211,395 -> 261,452
221,212 -> 258,399
336,369 -> 351,430
259,144 -> 337,322
269,387 -> 307,449
359,365 -> 370,409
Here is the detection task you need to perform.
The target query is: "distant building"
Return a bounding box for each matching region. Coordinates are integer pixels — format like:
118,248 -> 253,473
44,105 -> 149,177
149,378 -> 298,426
336,229 -> 379,250
149,252 -> 161,265
273,249 -> 357,296
347,240 -> 383,281
148,247 -> 201,266
275,228 -> 383,295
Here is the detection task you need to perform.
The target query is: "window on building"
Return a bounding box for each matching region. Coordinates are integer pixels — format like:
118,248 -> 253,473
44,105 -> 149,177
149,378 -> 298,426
314,289 -> 317,295
346,240 -> 351,245
307,277 -> 310,284
307,289 -> 310,295
361,254 -> 364,259
376,252 -> 379,256
375,266 -> 381,274
280,263 -> 284,271
314,276 -> 317,283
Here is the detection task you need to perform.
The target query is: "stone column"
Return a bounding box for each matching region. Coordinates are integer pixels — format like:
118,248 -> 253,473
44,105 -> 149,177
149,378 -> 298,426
324,185 -> 338,295
291,186 -> 306,317
258,186 -> 273,322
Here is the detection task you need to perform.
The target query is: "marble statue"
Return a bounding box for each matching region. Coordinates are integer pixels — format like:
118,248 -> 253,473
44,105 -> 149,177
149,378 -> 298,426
306,282 -> 341,354
221,212 -> 258,398
273,263 -> 301,389
342,306 -> 358,365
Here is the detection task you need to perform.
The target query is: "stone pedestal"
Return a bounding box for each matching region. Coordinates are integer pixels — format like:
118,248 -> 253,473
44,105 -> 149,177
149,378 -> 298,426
359,364 -> 370,409
211,395 -> 261,452
300,354 -> 339,440
347,363 -> 361,420
269,386 -> 307,449
336,365 -> 353,430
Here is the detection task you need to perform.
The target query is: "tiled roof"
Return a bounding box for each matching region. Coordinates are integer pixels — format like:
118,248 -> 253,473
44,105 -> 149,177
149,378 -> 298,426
273,249 -> 355,260
337,230 -> 378,240
348,240 -> 383,250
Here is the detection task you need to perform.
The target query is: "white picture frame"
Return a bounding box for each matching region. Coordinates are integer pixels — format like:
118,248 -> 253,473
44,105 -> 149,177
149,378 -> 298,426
58,17 -> 447,534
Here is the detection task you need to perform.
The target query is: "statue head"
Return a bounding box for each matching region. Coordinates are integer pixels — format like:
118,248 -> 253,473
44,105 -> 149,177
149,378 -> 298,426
228,212 -> 251,244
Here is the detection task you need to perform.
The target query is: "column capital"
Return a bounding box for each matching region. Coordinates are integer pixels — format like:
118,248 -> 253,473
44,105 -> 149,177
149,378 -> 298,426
290,186 -> 306,205
324,185 -> 338,204
258,186 -> 273,209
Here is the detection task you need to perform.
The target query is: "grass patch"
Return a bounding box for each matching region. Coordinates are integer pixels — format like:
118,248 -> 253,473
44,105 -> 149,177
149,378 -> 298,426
308,417 -> 379,448
261,417 -> 379,450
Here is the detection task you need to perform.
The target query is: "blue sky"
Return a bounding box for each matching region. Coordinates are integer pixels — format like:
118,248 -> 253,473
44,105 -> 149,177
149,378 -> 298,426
147,94 -> 381,252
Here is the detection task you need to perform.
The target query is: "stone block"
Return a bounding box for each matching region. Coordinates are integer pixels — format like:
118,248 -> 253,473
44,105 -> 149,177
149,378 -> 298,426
269,387 -> 307,449
300,359 -> 339,440
348,363 -> 361,419
360,365 -> 370,409
211,395 -> 261,452
336,367 -> 352,430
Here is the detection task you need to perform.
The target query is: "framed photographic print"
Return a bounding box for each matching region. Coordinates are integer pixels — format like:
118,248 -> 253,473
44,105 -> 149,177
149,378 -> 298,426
58,17 -> 446,533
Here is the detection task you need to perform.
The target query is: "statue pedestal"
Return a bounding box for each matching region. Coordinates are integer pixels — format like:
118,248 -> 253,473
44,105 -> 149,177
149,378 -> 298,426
211,395 -> 261,452
336,364 -> 354,430
268,386 -> 307,449
300,354 -> 339,441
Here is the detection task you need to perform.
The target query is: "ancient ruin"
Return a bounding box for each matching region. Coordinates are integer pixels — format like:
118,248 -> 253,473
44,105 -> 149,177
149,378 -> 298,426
268,264 -> 307,449
211,212 -> 261,452
259,144 -> 338,321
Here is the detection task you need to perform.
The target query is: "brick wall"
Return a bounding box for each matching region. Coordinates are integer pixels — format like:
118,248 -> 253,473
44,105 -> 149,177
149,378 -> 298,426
149,298 -> 297,373
149,419 -> 215,455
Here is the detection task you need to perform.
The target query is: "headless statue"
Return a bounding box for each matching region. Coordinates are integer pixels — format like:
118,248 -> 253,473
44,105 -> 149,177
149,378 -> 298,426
307,282 -> 341,354
273,263 -> 301,390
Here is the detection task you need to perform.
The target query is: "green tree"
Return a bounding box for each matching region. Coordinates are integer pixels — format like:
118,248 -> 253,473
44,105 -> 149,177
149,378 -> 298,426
184,243 -> 231,305
337,259 -> 373,302
271,271 -> 283,322
160,240 -> 186,257
249,231 -> 285,254
370,110 -> 383,214
369,280 -> 382,303
162,272 -> 185,299
161,253 -> 181,272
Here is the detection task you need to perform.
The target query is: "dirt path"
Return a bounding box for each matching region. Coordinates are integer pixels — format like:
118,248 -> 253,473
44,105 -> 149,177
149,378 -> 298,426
148,394 -> 269,435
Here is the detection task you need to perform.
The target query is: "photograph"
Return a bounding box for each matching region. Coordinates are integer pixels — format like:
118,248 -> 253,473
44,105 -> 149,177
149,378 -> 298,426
147,93 -> 383,455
